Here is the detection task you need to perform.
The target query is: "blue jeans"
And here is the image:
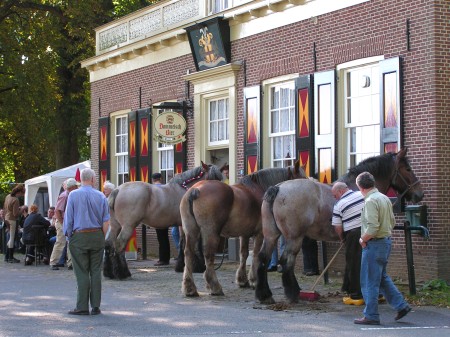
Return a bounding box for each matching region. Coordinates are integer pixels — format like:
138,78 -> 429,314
269,236 -> 285,268
171,226 -> 180,252
360,237 -> 409,321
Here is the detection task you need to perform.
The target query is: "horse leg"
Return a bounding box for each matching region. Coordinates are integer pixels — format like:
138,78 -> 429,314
281,238 -> 302,303
235,236 -> 250,288
109,224 -> 135,280
182,229 -> 200,297
248,232 -> 264,288
255,237 -> 277,304
193,235 -> 206,273
203,234 -> 224,296
104,212 -> 131,279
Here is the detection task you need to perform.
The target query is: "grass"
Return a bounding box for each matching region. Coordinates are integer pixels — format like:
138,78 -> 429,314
401,279 -> 450,308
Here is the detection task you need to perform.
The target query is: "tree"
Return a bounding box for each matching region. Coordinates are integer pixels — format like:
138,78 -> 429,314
0,0 -> 158,193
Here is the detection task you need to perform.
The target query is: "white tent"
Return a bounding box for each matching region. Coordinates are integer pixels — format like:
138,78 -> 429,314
24,160 -> 91,208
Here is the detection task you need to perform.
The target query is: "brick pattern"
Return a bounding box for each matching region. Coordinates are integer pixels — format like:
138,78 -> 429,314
90,0 -> 450,281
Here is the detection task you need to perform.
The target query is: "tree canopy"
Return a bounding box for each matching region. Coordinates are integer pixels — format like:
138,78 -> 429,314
0,0 -> 157,195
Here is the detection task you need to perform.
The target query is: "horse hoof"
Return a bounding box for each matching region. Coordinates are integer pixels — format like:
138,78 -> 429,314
211,290 -> 225,296
259,297 -> 276,305
238,281 -> 250,288
185,291 -> 199,297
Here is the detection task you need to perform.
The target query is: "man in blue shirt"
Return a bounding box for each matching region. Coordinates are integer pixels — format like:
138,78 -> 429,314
64,168 -> 110,315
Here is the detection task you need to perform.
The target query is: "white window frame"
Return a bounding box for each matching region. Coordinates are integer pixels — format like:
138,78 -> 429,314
268,81 -> 296,168
155,108 -> 175,183
114,115 -> 128,185
337,56 -> 384,172
208,96 -> 229,147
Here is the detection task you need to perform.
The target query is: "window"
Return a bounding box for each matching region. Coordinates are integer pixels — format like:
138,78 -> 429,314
269,82 -> 296,167
209,0 -> 230,14
344,63 -> 380,167
156,109 -> 174,183
115,115 -> 128,185
209,97 -> 229,146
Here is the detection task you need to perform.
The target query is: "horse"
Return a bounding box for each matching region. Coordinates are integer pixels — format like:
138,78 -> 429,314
104,162 -> 223,280
180,161 -> 307,297
255,147 -> 425,304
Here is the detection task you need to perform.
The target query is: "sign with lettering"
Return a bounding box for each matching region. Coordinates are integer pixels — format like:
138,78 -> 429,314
153,112 -> 187,144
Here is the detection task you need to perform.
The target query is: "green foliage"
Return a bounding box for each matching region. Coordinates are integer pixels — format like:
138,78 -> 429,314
401,280 -> 450,308
0,0 -> 157,188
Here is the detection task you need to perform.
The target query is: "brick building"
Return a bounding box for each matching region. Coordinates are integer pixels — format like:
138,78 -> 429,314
81,0 -> 450,282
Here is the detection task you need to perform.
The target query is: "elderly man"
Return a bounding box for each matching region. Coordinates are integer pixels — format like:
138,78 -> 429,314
103,181 -> 115,198
49,178 -> 78,270
354,171 -> 411,325
64,168 -> 110,315
331,182 -> 365,305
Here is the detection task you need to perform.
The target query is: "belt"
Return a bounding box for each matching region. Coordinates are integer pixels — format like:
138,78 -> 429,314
370,236 -> 390,241
74,228 -> 102,233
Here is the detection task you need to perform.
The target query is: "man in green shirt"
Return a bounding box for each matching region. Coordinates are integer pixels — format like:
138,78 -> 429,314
354,171 -> 411,325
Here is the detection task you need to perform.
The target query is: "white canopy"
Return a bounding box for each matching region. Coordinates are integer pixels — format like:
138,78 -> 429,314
24,160 -> 91,207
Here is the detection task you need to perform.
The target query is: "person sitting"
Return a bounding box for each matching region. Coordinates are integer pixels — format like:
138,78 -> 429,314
22,204 -> 51,265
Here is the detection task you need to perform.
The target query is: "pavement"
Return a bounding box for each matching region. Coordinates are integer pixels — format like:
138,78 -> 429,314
0,254 -> 449,337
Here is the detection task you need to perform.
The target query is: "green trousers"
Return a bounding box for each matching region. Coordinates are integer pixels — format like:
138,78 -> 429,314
69,231 -> 105,311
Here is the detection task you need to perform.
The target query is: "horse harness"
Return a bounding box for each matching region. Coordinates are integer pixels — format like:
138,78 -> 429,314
181,170 -> 204,190
388,167 -> 421,205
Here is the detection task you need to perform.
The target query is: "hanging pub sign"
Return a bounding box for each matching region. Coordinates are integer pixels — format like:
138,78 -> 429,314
185,17 -> 231,71
154,112 -> 187,145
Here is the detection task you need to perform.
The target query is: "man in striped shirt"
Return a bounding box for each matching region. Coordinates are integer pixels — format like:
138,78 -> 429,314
332,182 -> 365,305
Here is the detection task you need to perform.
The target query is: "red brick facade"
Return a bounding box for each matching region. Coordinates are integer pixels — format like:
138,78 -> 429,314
89,0 -> 450,282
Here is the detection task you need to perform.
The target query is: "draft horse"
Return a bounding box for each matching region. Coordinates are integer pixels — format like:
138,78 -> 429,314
256,148 -> 424,304
181,161 -> 306,297
104,162 -> 223,279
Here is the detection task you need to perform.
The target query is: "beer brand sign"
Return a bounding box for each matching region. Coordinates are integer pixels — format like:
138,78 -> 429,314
154,112 -> 187,144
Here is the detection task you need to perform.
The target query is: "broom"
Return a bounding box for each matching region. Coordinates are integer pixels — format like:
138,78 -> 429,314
299,242 -> 344,301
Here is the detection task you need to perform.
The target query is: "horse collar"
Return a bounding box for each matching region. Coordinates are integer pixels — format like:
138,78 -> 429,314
181,170 -> 204,190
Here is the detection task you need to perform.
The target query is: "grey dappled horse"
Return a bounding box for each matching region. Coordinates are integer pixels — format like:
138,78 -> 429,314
104,162 -> 223,279
256,148 -> 424,304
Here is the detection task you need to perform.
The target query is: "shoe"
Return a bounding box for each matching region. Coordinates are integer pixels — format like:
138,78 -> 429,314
304,271 -> 319,276
395,306 -> 412,321
91,307 -> 101,315
68,309 -> 89,315
154,261 -> 169,266
68,265 -> 73,270
354,317 -> 380,325
343,297 -> 365,306
267,266 -> 277,272
51,265 -> 59,270
54,263 -> 64,268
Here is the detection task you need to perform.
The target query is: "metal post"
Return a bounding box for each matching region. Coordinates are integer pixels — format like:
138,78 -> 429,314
403,221 -> 416,295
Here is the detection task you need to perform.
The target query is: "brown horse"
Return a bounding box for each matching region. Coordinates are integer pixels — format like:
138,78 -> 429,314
256,148 -> 424,304
181,162 -> 306,297
104,162 -> 223,279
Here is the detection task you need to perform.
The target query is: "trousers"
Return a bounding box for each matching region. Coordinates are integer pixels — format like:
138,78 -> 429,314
6,220 -> 17,249
50,220 -> 66,265
343,228 -> 362,298
69,231 -> 105,311
360,237 -> 409,321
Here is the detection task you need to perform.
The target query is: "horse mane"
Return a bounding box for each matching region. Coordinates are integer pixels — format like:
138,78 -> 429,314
239,167 -> 291,191
341,152 -> 398,182
169,164 -> 222,185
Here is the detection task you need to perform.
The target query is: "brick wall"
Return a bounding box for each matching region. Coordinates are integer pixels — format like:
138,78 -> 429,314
90,0 -> 449,282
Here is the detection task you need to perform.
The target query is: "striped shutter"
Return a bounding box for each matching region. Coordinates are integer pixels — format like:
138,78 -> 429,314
128,110 -> 138,182
98,116 -> 110,189
295,75 -> 314,178
379,57 -> 403,211
313,70 -> 336,183
243,86 -> 261,174
137,108 -> 152,182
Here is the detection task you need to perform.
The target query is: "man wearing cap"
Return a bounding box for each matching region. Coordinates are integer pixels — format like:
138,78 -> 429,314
151,172 -> 171,266
49,178 -> 78,270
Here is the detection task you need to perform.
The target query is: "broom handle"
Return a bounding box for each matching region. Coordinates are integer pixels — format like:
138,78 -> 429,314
310,242 -> 344,291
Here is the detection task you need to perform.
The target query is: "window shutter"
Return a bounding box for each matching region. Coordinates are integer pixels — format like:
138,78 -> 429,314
98,116 -> 110,189
128,110 -> 138,182
295,75 -> 314,177
380,57 -> 402,153
243,85 -> 261,174
137,108 -> 152,182
313,70 -> 336,183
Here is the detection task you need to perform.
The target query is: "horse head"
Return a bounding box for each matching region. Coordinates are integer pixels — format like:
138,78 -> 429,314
391,147 -> 424,203
288,160 -> 307,180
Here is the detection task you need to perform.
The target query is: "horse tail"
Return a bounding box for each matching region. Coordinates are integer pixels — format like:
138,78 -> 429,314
264,185 -> 279,213
108,188 -> 120,211
188,188 -> 200,216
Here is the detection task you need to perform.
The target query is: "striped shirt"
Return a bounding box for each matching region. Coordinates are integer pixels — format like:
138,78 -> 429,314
332,190 -> 365,232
